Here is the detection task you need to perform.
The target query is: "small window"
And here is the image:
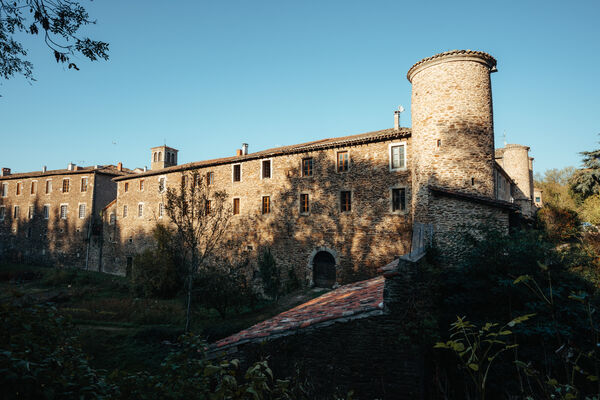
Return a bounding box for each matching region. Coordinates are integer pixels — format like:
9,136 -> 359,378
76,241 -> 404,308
233,198 -> 240,215
392,188 -> 406,212
302,158 -> 313,177
109,212 -> 116,225
0,206 -> 5,221
124,182 -> 129,192
205,200 -> 211,215
138,203 -> 144,217
471,177 -> 475,186
1,183 -> 7,197
79,204 -> 86,219
43,205 -> 49,219
16,182 -> 22,195
139,179 -> 145,191
45,180 -> 51,194
262,196 -> 270,214
390,144 -> 406,170
153,152 -> 157,162
62,179 -> 69,193
337,151 -> 349,172
181,175 -> 188,188
81,177 -> 88,192
158,203 -> 164,218
60,205 -> 68,219
123,205 -> 128,217
535,196 -> 541,203
206,172 -> 214,185
158,177 -> 165,192
233,164 -> 241,182
340,191 -> 351,212
262,160 -> 271,179
13,205 -> 20,219
30,181 -> 37,195
300,194 -> 309,214
28,205 -> 34,219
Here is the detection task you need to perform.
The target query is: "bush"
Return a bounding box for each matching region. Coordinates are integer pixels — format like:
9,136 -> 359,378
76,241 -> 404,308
536,204 -> 580,242
195,264 -> 256,318
131,224 -> 183,298
258,248 -> 280,300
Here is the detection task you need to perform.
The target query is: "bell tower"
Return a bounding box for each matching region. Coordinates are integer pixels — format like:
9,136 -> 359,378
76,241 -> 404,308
151,145 -> 178,170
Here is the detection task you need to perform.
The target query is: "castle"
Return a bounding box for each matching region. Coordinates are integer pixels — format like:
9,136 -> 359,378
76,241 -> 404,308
0,50 -> 541,286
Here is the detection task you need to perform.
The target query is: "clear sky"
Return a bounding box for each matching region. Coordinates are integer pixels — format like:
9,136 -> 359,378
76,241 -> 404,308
1,0 -> 599,175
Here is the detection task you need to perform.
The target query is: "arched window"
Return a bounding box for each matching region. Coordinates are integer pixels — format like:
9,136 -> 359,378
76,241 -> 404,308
158,152 -> 162,161
153,152 -> 157,162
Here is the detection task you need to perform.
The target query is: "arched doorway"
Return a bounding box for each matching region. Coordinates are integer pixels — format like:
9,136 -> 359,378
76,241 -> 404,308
313,251 -> 336,288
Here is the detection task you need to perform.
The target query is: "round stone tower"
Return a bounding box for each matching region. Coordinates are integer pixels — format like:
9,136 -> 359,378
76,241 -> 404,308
407,50 -> 498,221
497,144 -> 534,215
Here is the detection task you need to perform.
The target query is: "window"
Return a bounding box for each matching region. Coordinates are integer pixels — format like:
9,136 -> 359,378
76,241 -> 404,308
0,206 -> 5,221
30,181 -> 37,195
206,172 -> 214,185
471,177 -> 475,186
300,194 -> 309,214
43,205 -> 49,219
1,183 -> 7,197
138,203 -> 144,217
13,205 -> 20,219
233,198 -> 240,215
436,139 -> 442,149
233,164 -> 241,182
61,179 -> 70,193
262,160 -> 271,179
158,177 -> 165,192
262,196 -> 270,214
28,205 -> 34,219
60,205 -> 68,219
139,179 -> 145,191
124,182 -> 129,192
81,177 -> 88,192
337,151 -> 349,172
45,180 -> 51,194
390,143 -> 406,170
158,203 -> 164,218
109,212 -> 115,225
181,175 -> 188,188
302,158 -> 313,177
79,204 -> 86,219
205,200 -> 211,215
340,191 -> 351,212
16,182 -> 22,195
392,188 -> 406,212
535,196 -> 541,203
153,152 -> 157,162
123,205 -> 128,217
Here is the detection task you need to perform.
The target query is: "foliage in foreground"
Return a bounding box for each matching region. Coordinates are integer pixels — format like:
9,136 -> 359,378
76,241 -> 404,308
0,296 -> 335,399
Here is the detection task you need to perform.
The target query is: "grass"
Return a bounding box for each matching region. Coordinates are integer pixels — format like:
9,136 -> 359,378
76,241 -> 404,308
0,262 -> 320,373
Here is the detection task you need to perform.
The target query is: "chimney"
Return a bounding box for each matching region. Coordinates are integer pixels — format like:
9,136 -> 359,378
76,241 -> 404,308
236,149 -> 243,156
242,143 -> 249,155
68,162 -> 75,171
144,166 -> 148,172
394,110 -> 401,130
74,165 -> 80,171
42,166 -> 47,173
1,168 -> 10,176
117,162 -> 123,172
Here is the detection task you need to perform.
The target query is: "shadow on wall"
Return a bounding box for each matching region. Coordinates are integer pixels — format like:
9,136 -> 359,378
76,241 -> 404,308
0,196 -> 98,269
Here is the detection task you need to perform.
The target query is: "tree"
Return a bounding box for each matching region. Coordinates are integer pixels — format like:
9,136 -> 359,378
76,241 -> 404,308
534,167 -> 577,210
571,139 -> 600,200
0,0 -> 109,82
164,171 -> 231,332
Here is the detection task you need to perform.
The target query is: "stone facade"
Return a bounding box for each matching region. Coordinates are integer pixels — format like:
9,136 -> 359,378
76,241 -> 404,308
1,49 -> 541,283
0,165 -> 128,269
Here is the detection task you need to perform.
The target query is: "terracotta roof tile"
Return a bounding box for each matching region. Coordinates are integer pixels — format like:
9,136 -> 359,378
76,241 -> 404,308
213,276 -> 385,349
0,165 -> 133,181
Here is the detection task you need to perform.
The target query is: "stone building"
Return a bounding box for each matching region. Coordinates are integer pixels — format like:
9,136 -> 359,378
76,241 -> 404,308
1,49 -> 541,283
0,164 -> 130,269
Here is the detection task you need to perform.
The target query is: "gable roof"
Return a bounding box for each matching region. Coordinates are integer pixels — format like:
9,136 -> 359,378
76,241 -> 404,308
0,165 -> 133,181
115,128 -> 411,181
213,276 -> 385,350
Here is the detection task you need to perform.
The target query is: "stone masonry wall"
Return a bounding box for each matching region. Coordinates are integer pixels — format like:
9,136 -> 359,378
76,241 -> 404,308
106,138 -> 413,282
0,171 -> 117,269
409,52 -> 496,224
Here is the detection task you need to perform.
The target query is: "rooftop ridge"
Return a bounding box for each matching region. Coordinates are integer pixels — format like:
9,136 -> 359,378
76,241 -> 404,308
407,49 -> 497,82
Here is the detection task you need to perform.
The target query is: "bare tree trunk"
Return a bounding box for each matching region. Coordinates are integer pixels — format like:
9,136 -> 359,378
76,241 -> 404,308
185,250 -> 198,332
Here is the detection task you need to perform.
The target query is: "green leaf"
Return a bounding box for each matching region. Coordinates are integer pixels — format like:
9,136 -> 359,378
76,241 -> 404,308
513,275 -> 531,284
507,314 -> 536,327
468,363 -> 479,371
588,375 -> 599,382
498,330 -> 512,335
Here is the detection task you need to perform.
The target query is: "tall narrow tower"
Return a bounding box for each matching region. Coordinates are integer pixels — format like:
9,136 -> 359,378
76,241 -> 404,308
407,50 -> 498,222
150,145 -> 178,170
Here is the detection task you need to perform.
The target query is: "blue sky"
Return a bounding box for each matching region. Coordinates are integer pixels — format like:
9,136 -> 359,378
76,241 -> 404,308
1,0 -> 599,175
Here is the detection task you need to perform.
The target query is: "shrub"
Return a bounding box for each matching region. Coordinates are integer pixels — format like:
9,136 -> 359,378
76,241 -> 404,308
536,204 -> 580,242
131,224 -> 183,298
258,248 -> 280,300
194,264 -> 255,318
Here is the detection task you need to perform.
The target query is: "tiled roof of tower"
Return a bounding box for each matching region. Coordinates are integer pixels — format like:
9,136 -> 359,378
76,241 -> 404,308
213,276 -> 385,350
114,128 -> 411,181
407,49 -> 497,82
0,165 -> 133,181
